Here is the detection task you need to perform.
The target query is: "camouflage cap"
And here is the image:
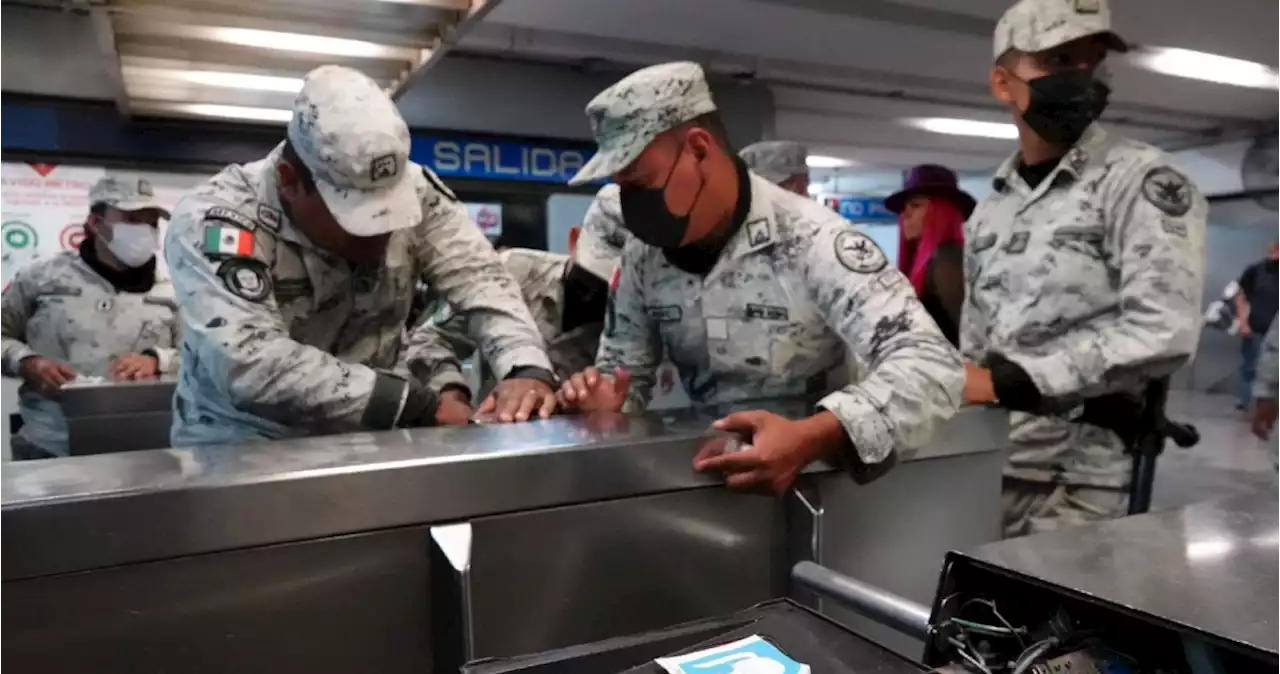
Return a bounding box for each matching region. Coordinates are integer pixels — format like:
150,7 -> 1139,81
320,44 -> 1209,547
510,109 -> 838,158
994,0 -> 1128,60
288,65 -> 421,237
89,176 -> 168,217
739,141 -> 809,184
568,62 -> 718,186
573,184 -> 631,281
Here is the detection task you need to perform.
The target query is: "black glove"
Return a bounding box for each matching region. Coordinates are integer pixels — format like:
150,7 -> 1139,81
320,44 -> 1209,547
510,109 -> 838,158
398,381 -> 442,428
986,352 -> 1044,413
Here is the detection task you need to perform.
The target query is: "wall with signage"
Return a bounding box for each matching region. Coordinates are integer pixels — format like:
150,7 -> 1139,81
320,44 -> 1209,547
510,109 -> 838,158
0,160 -> 506,287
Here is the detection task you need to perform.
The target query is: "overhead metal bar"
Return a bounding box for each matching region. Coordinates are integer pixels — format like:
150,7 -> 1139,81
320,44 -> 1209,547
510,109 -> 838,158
391,0 -> 505,98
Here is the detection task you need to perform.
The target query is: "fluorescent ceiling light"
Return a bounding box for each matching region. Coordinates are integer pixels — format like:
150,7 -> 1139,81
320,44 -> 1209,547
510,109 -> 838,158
124,66 -> 305,93
206,27 -> 406,59
179,70 -> 304,93
906,117 -> 1019,140
173,103 -> 293,123
1129,46 -> 1279,90
807,155 -> 855,168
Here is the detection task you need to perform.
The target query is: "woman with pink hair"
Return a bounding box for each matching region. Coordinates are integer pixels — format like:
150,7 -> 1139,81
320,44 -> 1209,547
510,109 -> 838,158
884,165 -> 975,346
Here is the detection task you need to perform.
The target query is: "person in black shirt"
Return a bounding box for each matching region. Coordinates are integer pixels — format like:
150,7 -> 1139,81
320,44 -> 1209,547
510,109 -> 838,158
1234,240 -> 1279,409
883,165 -> 975,346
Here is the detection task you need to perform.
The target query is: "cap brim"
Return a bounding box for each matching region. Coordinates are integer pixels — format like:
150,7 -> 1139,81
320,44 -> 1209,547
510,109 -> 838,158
111,200 -> 171,220
572,226 -> 620,281
569,148 -> 625,186
317,171 -> 421,237
1033,27 -> 1129,55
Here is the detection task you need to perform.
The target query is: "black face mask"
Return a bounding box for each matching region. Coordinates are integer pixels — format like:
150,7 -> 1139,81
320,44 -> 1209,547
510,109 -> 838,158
561,264 -> 609,332
619,143 -> 706,249
1020,70 -> 1111,145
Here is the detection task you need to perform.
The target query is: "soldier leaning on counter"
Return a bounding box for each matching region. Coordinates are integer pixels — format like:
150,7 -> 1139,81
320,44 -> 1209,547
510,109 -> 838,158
2,177 -> 180,459
739,141 -> 810,196
557,62 -> 964,495
959,0 -> 1206,536
429,183 -> 630,398
164,65 -> 559,447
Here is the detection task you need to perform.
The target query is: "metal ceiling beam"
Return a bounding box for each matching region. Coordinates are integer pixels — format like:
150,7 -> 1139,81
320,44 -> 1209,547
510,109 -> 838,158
390,0 -> 505,98
89,6 -> 131,116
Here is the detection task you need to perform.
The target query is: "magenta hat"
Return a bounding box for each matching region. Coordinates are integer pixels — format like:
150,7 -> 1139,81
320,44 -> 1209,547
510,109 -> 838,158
884,164 -> 976,218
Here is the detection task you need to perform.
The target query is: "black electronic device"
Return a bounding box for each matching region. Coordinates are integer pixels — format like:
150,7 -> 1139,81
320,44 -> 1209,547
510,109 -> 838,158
922,495 -> 1277,674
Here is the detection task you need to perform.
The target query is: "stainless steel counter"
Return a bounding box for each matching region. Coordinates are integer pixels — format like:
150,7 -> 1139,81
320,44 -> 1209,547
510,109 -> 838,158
3,401 -> 1010,673
959,492 -> 1279,656
3,402 -> 1004,581
59,380 -> 175,455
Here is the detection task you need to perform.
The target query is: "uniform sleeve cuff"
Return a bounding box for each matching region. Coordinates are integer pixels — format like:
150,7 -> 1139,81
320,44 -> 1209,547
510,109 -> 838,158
146,347 -> 179,375
987,353 -> 1043,412
489,346 -> 554,381
815,390 -> 895,465
4,344 -> 35,377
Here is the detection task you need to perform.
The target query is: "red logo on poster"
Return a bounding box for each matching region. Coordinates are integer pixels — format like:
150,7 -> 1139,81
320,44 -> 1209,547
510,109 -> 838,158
475,207 -> 499,233
60,224 -> 85,250
28,163 -> 57,178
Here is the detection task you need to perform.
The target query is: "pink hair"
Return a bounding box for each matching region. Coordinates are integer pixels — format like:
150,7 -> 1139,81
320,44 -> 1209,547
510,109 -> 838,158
898,198 -> 965,297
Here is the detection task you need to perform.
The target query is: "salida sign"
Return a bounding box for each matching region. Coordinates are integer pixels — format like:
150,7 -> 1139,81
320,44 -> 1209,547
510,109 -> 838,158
413,135 -> 597,184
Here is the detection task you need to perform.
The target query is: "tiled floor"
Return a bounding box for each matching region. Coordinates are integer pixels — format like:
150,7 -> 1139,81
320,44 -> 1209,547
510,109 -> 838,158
1152,392 -> 1277,510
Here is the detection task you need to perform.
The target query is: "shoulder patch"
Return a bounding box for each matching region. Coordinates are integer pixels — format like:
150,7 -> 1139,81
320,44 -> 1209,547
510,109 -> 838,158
216,258 -> 272,303
833,230 -> 887,274
1141,167 -> 1193,217
256,203 -> 282,231
203,206 -> 257,232
746,218 -> 771,247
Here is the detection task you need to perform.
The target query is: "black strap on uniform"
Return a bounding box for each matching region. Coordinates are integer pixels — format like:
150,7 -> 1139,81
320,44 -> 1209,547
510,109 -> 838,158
1074,377 -> 1200,514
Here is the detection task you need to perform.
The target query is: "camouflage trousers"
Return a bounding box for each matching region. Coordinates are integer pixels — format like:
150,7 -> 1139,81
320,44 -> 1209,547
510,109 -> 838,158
1001,477 -> 1128,539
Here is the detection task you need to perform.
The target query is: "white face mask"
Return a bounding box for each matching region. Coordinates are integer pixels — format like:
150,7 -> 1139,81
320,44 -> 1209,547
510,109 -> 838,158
105,223 -> 158,268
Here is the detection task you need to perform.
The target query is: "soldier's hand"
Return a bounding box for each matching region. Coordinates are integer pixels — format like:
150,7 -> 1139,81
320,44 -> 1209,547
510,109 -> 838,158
478,378 -> 557,422
558,366 -> 630,413
1239,321 -> 1254,338
109,353 -> 160,381
1252,397 -> 1277,440
435,389 -> 473,426
693,410 -> 831,495
18,356 -> 76,396
962,361 -> 996,405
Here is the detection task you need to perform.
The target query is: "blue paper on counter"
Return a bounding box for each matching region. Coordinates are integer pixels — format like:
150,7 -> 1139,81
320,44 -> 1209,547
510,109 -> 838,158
654,635 -> 810,674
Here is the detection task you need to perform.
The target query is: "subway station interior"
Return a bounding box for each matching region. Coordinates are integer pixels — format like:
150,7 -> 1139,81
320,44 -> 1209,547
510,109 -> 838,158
1,0 -> 1278,672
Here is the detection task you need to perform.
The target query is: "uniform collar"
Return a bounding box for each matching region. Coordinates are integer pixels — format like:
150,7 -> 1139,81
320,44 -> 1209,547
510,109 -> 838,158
723,173 -> 779,260
991,123 -> 1110,195
255,144 -> 311,249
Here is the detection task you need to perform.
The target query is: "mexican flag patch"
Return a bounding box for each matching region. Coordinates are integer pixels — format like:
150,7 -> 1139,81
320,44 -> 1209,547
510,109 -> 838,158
203,226 -> 254,257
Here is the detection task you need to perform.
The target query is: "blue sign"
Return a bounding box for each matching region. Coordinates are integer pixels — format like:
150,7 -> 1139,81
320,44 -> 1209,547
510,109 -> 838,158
825,196 -> 896,222
411,135 -> 598,184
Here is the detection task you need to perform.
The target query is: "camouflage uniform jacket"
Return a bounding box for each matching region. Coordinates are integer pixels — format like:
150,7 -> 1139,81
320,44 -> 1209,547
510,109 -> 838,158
961,124 -> 1206,488
2,251 -> 180,455
165,145 -> 551,446
600,173 -> 964,464
435,248 -> 603,397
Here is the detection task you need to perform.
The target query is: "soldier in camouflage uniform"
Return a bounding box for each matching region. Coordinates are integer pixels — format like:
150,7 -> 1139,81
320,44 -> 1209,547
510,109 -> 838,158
558,62 -> 964,495
164,65 -> 557,446
3,176 -> 180,458
432,183 -> 629,397
961,0 -> 1206,536
739,141 -> 810,196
